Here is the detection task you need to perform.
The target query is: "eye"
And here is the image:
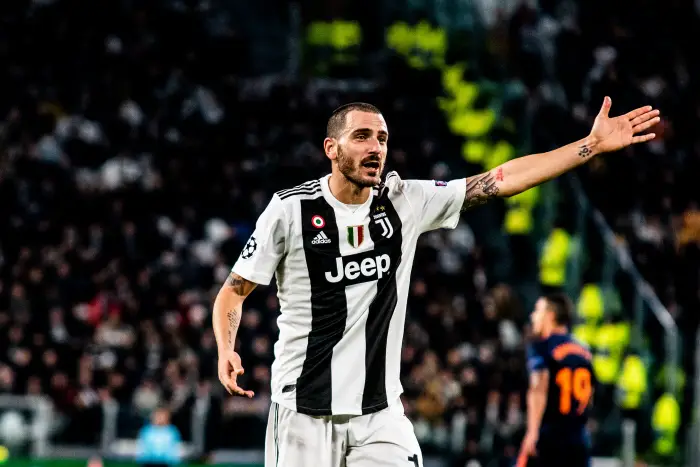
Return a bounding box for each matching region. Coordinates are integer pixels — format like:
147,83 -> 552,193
356,134 -> 367,140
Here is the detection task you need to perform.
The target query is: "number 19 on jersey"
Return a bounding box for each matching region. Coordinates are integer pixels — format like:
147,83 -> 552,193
555,367 -> 592,415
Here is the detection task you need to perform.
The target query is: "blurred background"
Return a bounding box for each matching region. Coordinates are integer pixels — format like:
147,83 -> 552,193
0,0 -> 698,466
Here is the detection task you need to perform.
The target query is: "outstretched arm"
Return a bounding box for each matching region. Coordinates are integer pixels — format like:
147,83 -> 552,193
461,137 -> 594,210
462,97 -> 660,211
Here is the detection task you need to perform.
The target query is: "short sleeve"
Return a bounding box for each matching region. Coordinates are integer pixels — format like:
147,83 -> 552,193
526,343 -> 548,374
231,195 -> 287,285
401,178 -> 466,232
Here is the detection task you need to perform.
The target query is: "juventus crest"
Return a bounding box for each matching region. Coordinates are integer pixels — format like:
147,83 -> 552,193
372,206 -> 394,238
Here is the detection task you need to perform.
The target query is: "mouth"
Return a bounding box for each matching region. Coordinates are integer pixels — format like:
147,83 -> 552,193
361,161 -> 380,170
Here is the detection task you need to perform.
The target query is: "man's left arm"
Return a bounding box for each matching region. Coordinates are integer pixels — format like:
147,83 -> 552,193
462,97 -> 660,211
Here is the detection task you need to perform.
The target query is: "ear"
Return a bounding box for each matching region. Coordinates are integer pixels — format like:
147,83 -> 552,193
324,137 -> 337,161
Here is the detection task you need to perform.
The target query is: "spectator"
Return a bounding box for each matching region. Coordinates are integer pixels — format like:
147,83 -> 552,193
136,408 -> 182,467
133,378 -> 164,419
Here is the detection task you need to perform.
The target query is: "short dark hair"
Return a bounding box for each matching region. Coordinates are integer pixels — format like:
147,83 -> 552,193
326,102 -> 382,139
543,292 -> 575,328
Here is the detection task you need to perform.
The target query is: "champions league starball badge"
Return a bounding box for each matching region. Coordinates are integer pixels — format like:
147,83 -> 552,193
241,236 -> 257,259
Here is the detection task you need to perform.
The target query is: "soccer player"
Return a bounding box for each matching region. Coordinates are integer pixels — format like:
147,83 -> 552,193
212,98 -> 658,467
519,293 -> 595,467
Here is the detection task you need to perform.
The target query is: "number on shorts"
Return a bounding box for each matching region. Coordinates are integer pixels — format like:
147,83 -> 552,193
555,367 -> 592,415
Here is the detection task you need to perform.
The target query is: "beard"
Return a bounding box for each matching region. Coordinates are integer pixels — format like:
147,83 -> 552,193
337,145 -> 383,188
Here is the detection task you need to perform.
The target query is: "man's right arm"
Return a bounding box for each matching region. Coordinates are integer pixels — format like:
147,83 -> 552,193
213,271 -> 258,397
526,369 -> 549,437
213,194 -> 287,396
213,272 -> 257,355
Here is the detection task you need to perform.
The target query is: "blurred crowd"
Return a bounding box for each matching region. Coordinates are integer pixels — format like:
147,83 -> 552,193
512,0 -> 700,330
506,1 -> 699,458
0,1 -> 527,464
0,0 -> 698,466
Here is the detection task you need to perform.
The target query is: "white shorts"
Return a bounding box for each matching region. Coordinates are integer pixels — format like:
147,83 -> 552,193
264,402 -> 423,467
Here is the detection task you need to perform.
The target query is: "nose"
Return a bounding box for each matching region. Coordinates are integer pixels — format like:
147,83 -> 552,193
367,137 -> 381,154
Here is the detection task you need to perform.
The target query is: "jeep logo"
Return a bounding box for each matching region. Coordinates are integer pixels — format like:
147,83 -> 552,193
324,254 -> 391,284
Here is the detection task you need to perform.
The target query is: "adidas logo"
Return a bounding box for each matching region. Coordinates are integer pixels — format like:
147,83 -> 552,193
311,231 -> 331,245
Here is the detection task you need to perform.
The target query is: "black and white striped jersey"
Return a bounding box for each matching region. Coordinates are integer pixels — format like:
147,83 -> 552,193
232,171 -> 466,416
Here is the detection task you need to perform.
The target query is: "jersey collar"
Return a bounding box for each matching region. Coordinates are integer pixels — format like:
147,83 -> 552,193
320,174 -> 375,213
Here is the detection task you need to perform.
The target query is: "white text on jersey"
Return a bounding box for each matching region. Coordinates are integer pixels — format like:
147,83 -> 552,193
324,254 -> 391,283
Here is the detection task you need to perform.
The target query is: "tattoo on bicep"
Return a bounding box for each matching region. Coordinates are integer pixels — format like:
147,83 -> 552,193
462,172 -> 500,211
578,145 -> 593,158
227,307 -> 241,346
225,272 -> 248,295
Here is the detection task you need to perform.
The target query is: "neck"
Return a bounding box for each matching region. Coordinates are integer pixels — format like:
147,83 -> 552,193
328,171 -> 371,204
543,325 -> 568,338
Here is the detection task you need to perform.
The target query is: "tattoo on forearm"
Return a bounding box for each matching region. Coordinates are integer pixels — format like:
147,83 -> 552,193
462,172 -> 500,211
227,307 -> 241,346
222,273 -> 254,348
578,145 -> 593,158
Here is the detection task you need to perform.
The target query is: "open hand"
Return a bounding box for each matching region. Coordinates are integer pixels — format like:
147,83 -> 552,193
218,350 -> 255,398
589,96 -> 661,154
